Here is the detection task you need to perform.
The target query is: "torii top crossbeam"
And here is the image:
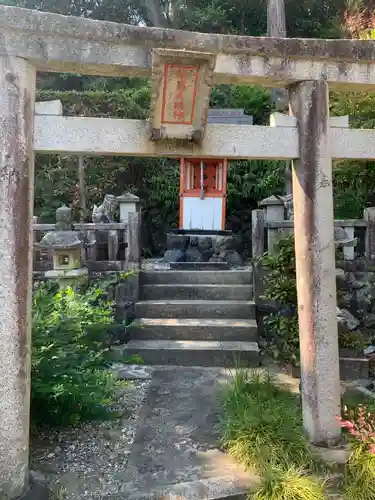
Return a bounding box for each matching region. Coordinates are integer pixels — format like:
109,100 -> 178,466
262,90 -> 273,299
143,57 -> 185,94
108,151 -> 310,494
1,4 -> 375,90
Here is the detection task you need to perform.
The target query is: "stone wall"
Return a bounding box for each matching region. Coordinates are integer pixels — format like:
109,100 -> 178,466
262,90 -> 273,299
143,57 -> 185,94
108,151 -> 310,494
336,265 -> 375,333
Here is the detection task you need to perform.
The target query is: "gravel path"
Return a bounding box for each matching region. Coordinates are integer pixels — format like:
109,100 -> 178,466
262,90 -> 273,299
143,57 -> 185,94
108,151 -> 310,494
30,379 -> 150,500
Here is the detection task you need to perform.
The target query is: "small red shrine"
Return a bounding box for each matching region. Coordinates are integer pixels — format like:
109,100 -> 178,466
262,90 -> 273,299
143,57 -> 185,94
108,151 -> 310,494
148,50 -> 252,232
179,157 -> 228,230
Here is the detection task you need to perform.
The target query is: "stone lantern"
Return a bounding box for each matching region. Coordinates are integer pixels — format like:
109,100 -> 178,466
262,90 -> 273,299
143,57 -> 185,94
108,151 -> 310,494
259,195 -> 286,222
116,192 -> 140,223
37,205 -> 91,288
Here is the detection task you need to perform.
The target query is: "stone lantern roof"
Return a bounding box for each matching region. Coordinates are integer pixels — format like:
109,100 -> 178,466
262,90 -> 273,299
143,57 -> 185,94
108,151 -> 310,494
38,206 -> 83,250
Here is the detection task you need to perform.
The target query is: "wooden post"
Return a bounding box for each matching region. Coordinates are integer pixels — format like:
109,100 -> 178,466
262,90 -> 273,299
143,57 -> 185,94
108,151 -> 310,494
289,80 -> 341,445
364,207 -> 375,260
78,155 -> 86,223
0,55 -> 36,498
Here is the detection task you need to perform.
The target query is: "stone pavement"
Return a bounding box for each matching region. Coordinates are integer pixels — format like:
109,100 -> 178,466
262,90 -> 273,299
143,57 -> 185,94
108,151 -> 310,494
115,366 -> 258,500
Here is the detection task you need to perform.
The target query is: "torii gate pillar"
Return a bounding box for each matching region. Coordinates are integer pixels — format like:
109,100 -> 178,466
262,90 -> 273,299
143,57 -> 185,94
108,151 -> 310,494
0,55 -> 35,498
289,80 -> 341,446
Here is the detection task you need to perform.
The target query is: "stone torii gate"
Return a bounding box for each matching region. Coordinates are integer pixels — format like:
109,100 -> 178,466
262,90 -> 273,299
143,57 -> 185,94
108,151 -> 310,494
3,5 -> 375,497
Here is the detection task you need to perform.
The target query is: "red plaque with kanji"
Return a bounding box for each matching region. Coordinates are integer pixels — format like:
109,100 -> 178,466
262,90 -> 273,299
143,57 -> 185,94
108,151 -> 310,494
149,49 -> 216,142
161,64 -> 199,125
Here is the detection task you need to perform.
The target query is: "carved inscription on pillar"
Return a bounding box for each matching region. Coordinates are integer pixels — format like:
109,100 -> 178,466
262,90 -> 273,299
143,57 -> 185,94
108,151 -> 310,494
149,49 -> 216,142
161,65 -> 199,125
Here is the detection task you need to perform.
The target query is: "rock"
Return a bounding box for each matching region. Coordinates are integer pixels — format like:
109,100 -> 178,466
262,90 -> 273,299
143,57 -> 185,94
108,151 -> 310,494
196,236 -> 212,252
166,233 -> 189,250
220,249 -> 243,267
213,235 -> 235,253
202,249 -> 214,262
363,313 -> 375,328
190,236 -> 199,247
337,307 -> 360,333
117,365 -> 154,380
163,249 -> 185,263
335,268 -> 346,286
185,247 -> 204,262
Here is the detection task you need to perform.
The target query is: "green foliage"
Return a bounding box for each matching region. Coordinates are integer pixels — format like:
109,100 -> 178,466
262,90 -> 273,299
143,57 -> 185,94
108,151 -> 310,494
343,443 -> 375,499
330,91 -> 375,219
260,235 -> 299,365
221,370 -> 326,499
31,281 -> 119,426
251,466 -> 326,500
339,330 -> 366,350
221,370 -> 314,472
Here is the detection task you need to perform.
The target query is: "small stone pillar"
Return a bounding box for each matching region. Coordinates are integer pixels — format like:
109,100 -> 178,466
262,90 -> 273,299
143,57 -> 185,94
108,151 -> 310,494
289,80 -> 341,445
0,56 -> 36,498
259,195 -> 285,254
116,192 -> 140,223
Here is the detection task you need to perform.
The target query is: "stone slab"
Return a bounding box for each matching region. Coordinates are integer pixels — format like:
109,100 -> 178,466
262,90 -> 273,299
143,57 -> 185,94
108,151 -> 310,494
141,284 -> 253,301
34,116 -> 299,160
135,300 -> 256,319
115,340 -> 259,367
170,262 -> 230,270
118,366 -> 259,498
5,6 -> 375,89
129,318 -> 258,342
140,270 -> 252,285
35,100 -> 62,116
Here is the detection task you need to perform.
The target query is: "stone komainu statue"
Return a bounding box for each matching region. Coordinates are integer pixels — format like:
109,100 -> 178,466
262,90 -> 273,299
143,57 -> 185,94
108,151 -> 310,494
92,194 -> 118,223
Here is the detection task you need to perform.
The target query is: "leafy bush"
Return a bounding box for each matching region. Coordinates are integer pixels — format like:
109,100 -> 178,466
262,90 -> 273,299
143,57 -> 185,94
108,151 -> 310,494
31,281 -> 119,426
260,234 -> 300,365
338,405 -> 375,499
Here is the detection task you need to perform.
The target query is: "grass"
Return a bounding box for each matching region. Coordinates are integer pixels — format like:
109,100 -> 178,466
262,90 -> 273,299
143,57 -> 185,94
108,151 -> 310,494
221,369 -> 314,472
220,369 -> 327,499
342,442 -> 375,499
251,466 -> 326,500
221,369 -> 375,499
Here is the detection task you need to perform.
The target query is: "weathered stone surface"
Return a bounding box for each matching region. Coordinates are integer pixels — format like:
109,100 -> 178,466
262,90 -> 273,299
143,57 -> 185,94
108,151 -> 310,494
4,5 -> 375,89
0,55 -> 36,498
196,236 -> 212,252
184,247 -> 204,262
163,249 -> 185,263
290,80 -> 341,446
166,233 -> 189,250
120,366 -> 257,497
337,307 -> 360,333
116,364 -> 154,380
220,249 -> 243,267
213,235 -> 237,253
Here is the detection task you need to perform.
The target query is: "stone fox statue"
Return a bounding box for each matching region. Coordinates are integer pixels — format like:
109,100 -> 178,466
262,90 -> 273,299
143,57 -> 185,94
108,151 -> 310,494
92,194 -> 118,223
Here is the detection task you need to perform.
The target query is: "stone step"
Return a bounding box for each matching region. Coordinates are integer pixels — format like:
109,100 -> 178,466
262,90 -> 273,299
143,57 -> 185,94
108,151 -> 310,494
140,270 -> 252,286
135,300 -> 256,319
130,318 -> 258,341
113,340 -> 260,367
141,284 -> 253,301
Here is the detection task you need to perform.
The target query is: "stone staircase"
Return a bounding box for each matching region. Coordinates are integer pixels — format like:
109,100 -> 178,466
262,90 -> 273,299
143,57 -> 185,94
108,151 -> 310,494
122,269 -> 260,367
